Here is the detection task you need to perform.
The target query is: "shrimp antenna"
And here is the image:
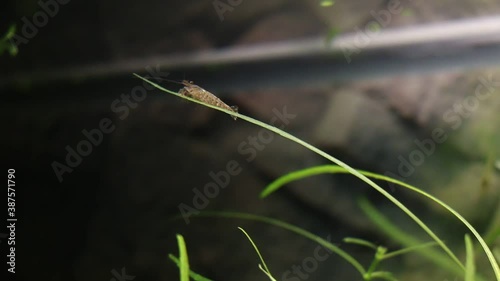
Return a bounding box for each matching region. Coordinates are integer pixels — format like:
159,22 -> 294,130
142,76 -> 185,85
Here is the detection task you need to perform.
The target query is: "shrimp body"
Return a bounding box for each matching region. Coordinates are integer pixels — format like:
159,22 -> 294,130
179,80 -> 238,120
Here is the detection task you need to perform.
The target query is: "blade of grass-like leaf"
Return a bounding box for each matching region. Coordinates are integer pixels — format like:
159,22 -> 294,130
259,164 -> 499,279
260,165 -> 345,198
136,75 -> 499,280
369,271 -> 398,281
176,234 -> 189,281
169,254 -> 214,281
258,264 -> 277,281
343,237 -> 378,250
238,227 -> 275,280
381,241 -> 439,259
358,198 -> 476,279
170,211 -> 366,276
465,234 -> 476,281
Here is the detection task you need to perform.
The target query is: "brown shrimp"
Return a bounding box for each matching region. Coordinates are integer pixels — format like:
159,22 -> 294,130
179,80 -> 238,120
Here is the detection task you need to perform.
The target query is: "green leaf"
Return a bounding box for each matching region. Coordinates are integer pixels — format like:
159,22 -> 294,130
136,74 -> 500,281
238,227 -> 275,281
343,237 -> 378,250
168,254 -> 214,281
465,234 -> 476,281
171,211 -> 366,277
176,234 -> 190,281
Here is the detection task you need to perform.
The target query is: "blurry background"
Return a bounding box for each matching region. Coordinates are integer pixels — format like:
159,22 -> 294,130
1,0 -> 500,280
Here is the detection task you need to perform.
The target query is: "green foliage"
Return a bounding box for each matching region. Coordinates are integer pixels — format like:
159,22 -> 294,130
465,234 -> 476,281
176,234 -> 190,281
238,227 -> 276,281
257,164 -> 499,279
136,74 -> 500,280
169,255 -> 214,281
0,25 -> 18,57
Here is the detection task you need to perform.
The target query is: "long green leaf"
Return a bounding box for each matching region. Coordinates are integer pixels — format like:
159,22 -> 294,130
172,211 -> 366,276
176,234 -> 189,281
238,227 -> 276,281
465,234 -> 476,281
259,164 -> 500,279
169,254 -> 214,281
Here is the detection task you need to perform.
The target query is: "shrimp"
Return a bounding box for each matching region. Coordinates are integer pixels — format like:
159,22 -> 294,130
179,80 -> 238,120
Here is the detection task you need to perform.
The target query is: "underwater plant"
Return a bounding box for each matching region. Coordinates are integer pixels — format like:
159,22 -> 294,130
134,74 -> 500,281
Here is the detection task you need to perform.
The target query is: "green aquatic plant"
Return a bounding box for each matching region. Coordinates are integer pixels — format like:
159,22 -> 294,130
135,74 -> 500,280
172,211 -> 456,281
238,227 -> 276,281
169,235 -> 214,281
